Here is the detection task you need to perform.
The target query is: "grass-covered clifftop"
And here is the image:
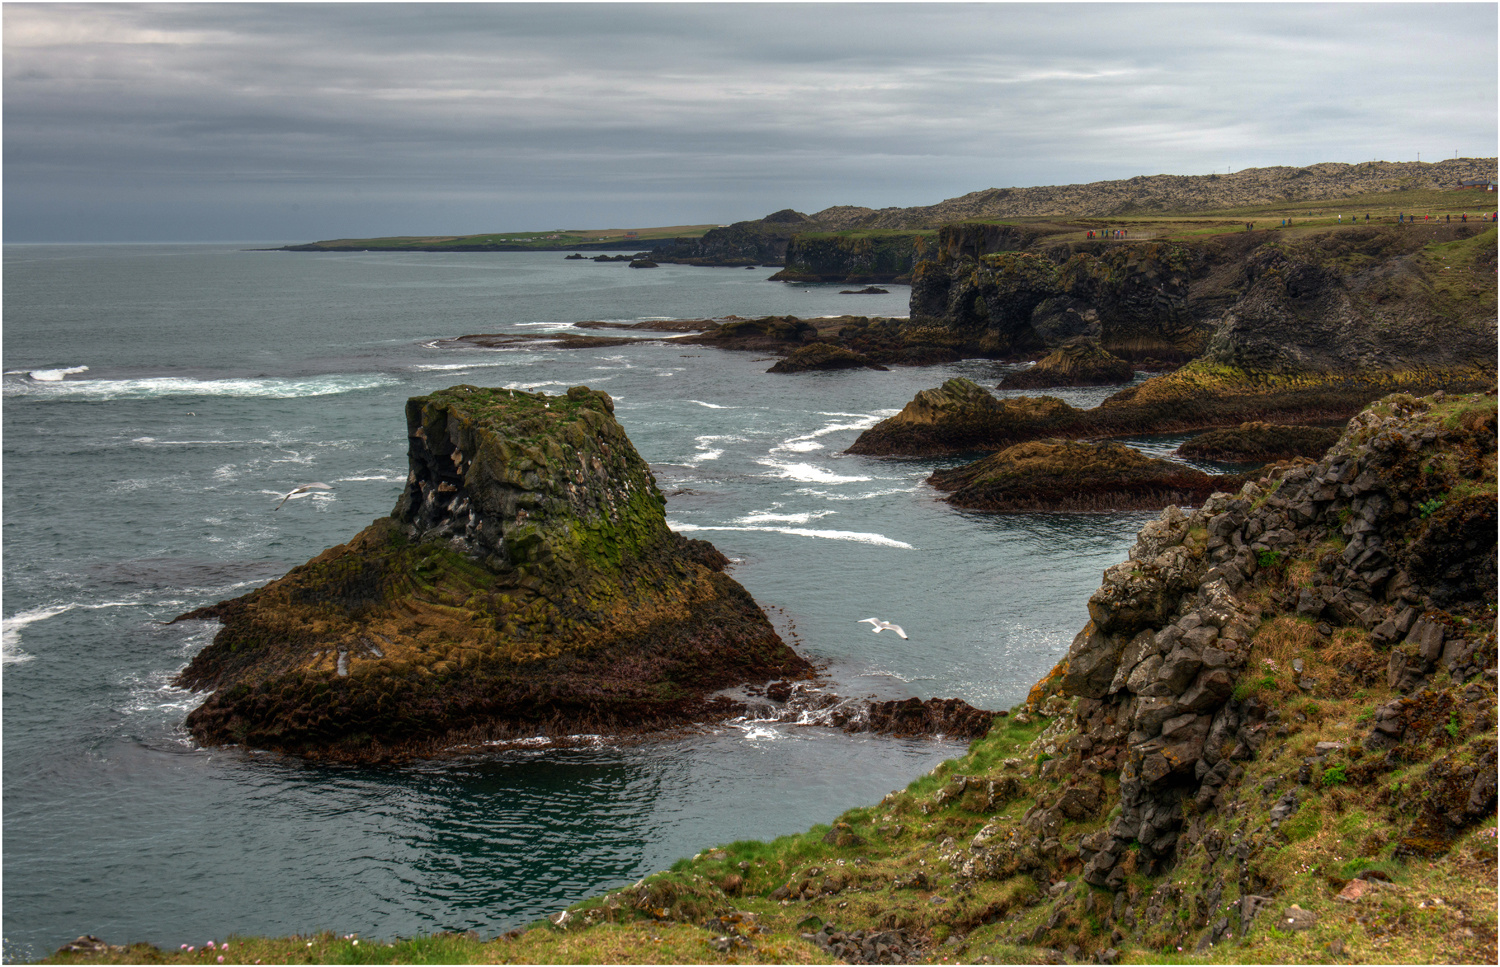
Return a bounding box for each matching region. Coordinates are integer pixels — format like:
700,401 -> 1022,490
48,392 -> 1498,965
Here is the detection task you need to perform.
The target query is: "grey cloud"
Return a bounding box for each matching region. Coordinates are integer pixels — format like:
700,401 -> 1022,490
4,3 -> 1494,241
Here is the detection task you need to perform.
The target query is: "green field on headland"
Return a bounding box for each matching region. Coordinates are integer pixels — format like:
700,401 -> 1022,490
282,224 -> 718,252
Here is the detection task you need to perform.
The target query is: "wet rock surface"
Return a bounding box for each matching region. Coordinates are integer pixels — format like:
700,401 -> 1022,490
767,343 -> 889,374
997,338 -> 1136,390
928,438 -> 1239,513
1176,422 -> 1345,463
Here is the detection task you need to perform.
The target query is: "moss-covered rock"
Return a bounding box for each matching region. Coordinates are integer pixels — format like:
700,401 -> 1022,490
766,343 -> 888,374
1176,422 -> 1345,462
997,338 -> 1136,390
929,439 -> 1235,512
845,377 -> 1086,458
174,385 -> 809,759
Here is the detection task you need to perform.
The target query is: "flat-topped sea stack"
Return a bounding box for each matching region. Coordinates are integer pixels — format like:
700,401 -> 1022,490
929,439 -> 1238,513
175,385 -> 809,759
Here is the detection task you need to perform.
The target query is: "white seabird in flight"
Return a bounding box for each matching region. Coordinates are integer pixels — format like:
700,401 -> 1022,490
859,617 -> 908,639
274,482 -> 333,510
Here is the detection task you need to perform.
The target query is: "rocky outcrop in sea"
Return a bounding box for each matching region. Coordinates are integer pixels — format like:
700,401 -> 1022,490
174,384 -> 811,759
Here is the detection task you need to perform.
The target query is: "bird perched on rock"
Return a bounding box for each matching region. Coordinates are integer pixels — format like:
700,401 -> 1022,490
274,482 -> 333,510
859,617 -> 908,639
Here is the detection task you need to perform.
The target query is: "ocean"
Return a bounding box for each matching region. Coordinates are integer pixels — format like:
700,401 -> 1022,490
2,244 -> 1215,960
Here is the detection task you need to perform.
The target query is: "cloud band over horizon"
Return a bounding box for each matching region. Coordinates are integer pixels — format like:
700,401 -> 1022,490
4,2 -> 1496,242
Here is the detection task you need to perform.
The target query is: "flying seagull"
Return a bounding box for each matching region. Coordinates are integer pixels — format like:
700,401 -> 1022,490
274,482 -> 333,510
859,617 -> 908,639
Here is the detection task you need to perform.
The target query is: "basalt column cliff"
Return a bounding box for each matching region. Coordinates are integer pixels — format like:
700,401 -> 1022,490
175,385 -> 808,758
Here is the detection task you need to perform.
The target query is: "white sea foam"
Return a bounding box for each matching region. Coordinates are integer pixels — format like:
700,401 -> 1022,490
735,510 -> 835,525
4,373 -> 397,401
417,359 -> 526,371
28,365 -> 90,381
687,400 -> 735,409
668,522 -> 912,549
2,600 -> 145,663
757,459 -> 871,484
794,485 -> 920,501
337,473 -> 405,482
736,724 -> 781,741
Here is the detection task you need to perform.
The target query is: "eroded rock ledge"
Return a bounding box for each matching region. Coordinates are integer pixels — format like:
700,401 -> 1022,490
174,385 -> 811,759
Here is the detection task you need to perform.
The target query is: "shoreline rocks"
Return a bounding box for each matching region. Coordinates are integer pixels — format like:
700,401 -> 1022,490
174,384 -> 811,760
997,338 -> 1136,390
928,439 -> 1241,513
767,344 -> 889,374
1175,422 -> 1345,463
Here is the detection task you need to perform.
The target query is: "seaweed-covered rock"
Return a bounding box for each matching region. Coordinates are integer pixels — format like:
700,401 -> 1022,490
767,343 -> 888,374
679,315 -> 819,352
998,338 -> 1136,390
846,377 -> 1085,457
1175,422 -> 1344,463
929,439 -> 1234,512
175,385 -> 809,759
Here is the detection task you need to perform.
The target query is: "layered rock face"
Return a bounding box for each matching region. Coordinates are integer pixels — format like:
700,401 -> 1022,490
928,439 -> 1235,513
175,385 -> 808,758
771,231 -> 933,284
1045,391 -> 1497,888
906,235 -> 1209,363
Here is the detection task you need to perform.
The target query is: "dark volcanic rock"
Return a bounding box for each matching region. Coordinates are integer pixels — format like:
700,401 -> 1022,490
767,344 -> 889,374
929,439 -> 1232,512
677,315 -> 820,352
859,696 -> 997,739
628,259 -> 659,268
1176,422 -> 1344,462
840,286 -> 891,294
846,377 -> 1086,457
998,338 -> 1136,390
1040,390 -> 1498,886
174,385 -> 810,759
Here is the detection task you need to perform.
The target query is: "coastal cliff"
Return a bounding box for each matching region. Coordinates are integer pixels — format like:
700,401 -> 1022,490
173,385 -> 809,759
770,231 -> 933,284
66,391 -> 1496,965
851,224 -> 1496,457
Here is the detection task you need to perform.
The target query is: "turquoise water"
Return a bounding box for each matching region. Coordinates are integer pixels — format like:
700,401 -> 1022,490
3,245 -> 1163,959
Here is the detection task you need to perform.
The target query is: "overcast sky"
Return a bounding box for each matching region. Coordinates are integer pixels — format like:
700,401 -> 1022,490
4,2 -> 1496,242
